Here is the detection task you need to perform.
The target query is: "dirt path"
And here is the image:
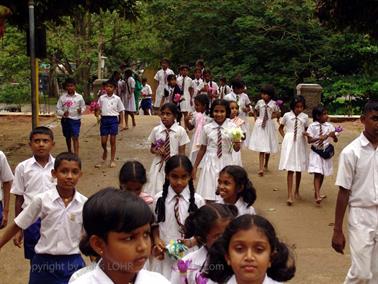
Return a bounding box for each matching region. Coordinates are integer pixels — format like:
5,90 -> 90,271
0,114 -> 361,283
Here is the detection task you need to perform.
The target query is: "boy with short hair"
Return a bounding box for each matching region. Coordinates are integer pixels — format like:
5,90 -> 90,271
177,65 -> 193,129
10,126 -> 56,261
0,151 -> 13,229
224,79 -> 252,123
140,77 -> 153,115
332,100 -> 378,283
56,78 -> 86,156
218,77 -> 231,99
153,58 -> 174,112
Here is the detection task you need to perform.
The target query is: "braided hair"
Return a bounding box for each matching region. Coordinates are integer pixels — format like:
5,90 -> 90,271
155,155 -> 198,223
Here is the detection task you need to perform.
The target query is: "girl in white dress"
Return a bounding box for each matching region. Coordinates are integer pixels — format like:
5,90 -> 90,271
152,155 -> 205,279
170,203 -> 238,284
205,214 -> 296,284
217,165 -> 257,216
153,58 -> 174,109
306,106 -> 338,205
229,100 -> 247,166
177,65 -> 193,129
70,188 -> 170,284
145,103 -> 190,196
123,69 -> 137,129
191,68 -> 204,101
193,99 -> 241,202
248,85 -> 280,176
278,96 -> 309,206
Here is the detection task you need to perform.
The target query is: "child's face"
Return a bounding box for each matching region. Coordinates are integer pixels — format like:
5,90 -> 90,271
225,226 -> 272,284
217,172 -> 238,204
194,70 -> 202,79
160,108 -> 176,128
161,62 -> 169,69
29,134 -> 54,159
213,105 -> 227,125
261,93 -> 270,102
233,87 -> 243,95
65,83 -> 76,95
168,78 -> 177,87
167,166 -> 191,194
361,110 -> 378,139
230,102 -> 239,119
319,111 -> 328,123
181,68 -> 189,77
203,73 -> 211,81
293,102 -> 304,116
194,101 -> 206,113
52,160 -> 82,191
100,224 -> 151,275
206,218 -> 230,248
105,84 -> 115,95
121,181 -> 144,197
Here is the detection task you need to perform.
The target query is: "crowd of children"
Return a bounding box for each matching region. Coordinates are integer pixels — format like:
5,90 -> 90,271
0,57 -> 377,284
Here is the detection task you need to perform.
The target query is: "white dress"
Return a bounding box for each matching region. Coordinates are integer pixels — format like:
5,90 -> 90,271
177,76 -> 193,112
197,119 -> 238,201
278,111 -> 309,172
151,186 -> 206,280
225,274 -> 282,283
231,117 -> 247,167
145,122 -> 190,196
248,99 -> 280,153
189,112 -> 212,166
307,121 -> 335,176
154,68 -> 174,107
191,78 -> 204,100
122,76 -> 136,112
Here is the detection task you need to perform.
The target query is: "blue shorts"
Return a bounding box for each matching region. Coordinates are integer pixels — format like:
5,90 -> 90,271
24,219 -> 41,260
140,98 -> 152,110
61,118 -> 81,138
29,253 -> 85,284
100,116 -> 119,136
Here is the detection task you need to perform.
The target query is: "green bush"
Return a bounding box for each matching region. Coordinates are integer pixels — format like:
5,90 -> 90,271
0,83 -> 31,105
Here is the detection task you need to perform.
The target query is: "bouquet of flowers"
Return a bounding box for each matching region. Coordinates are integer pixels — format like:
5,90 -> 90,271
173,93 -> 184,104
226,127 -> 245,143
153,138 -> 165,152
89,101 -> 101,123
335,125 -> 343,136
276,99 -> 283,108
177,259 -> 192,284
63,100 -> 74,112
166,240 -> 188,260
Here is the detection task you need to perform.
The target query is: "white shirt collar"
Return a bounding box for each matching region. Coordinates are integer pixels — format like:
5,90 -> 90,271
31,155 -> 54,168
360,132 -> 372,147
210,119 -> 229,129
167,185 -> 191,203
160,122 -> 180,133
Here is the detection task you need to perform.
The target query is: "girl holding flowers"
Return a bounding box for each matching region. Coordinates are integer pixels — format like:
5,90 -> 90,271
229,100 -> 247,166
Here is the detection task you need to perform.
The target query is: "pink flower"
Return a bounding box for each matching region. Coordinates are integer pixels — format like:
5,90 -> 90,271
177,259 -> 192,274
195,273 -> 208,284
63,100 -> 74,108
89,101 -> 100,112
153,138 -> 165,150
173,93 -> 182,104
276,100 -> 283,107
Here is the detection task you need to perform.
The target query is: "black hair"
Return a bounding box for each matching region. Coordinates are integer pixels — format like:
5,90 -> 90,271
184,203 -> 238,245
194,94 -> 210,114
160,58 -> 170,65
194,67 -> 202,74
63,77 -> 76,87
119,160 -> 147,189
220,77 -> 227,82
105,79 -> 117,88
363,100 -> 378,115
155,155 -> 198,224
195,59 -> 205,68
205,214 -> 295,282
202,69 -> 211,77
231,79 -> 244,90
81,187 -> 154,256
260,84 -> 275,99
290,95 -> 306,111
124,69 -> 133,78
54,152 -> 81,170
160,103 -> 180,120
179,64 -> 190,71
210,99 -> 231,119
29,126 -> 54,141
110,71 -> 120,80
219,166 -> 256,207
142,77 -> 148,83
167,74 -> 176,82
312,105 -> 327,122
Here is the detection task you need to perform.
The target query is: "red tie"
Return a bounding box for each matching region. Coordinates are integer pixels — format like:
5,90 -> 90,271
318,124 -> 324,149
294,117 -> 298,142
163,129 -> 170,161
174,195 -> 185,235
262,104 -> 269,129
217,126 -> 222,158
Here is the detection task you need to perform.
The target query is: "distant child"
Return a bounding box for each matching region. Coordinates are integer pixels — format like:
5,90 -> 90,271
122,69 -> 137,129
229,100 -> 247,166
161,74 -> 183,113
170,203 -> 238,284
195,59 -> 205,76
193,99 -> 240,202
154,58 -> 175,111
224,80 -> 251,125
219,77 -> 232,99
278,95 -> 309,206
0,151 -> 13,229
70,188 -> 170,284
95,80 -> 126,168
140,77 -> 153,115
10,126 -> 55,262
332,100 -> 378,283
0,152 -> 87,283
191,68 -> 204,101
177,65 -> 193,129
56,78 -> 86,156
205,214 -> 296,284
217,165 -> 257,216
306,105 -> 338,205
145,103 -> 190,196
151,155 -> 205,279
248,84 -> 280,176
185,94 -> 212,165
119,160 -> 153,205
200,70 -> 219,103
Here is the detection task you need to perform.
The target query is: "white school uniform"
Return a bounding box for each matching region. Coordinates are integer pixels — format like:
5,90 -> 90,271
154,68 -> 174,107
307,121 -> 335,176
151,186 -> 205,279
218,198 -> 256,216
225,274 -> 281,283
122,76 -> 136,112
141,84 -> 153,99
14,188 -> 87,255
70,261 -> 170,284
230,117 -> 247,166
336,133 -> 378,283
0,151 -> 14,204
177,75 -> 193,112
145,122 -> 190,196
197,119 -> 237,201
224,92 -> 251,122
98,94 -> 125,116
191,78 -> 204,99
201,81 -> 219,100
170,246 -> 215,284
117,79 -> 125,97
56,92 -> 86,120
278,111 -> 309,172
219,85 -> 231,99
11,155 -> 55,209
248,99 -> 279,154
189,112 -> 212,166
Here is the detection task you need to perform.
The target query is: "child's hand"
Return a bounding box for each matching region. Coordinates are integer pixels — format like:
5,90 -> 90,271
331,229 -> 345,254
77,108 -> 81,114
152,238 -> 166,260
63,111 -> 69,117
242,107 -> 250,113
13,230 -> 23,248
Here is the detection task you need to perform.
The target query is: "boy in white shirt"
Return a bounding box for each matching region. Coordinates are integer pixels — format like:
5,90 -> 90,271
224,80 -> 252,122
332,100 -> 378,283
56,78 -> 86,156
0,151 -> 13,229
177,65 -> 193,129
219,77 -> 232,99
191,68 -> 204,101
10,126 -> 56,262
154,58 -> 174,111
140,77 -> 153,115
